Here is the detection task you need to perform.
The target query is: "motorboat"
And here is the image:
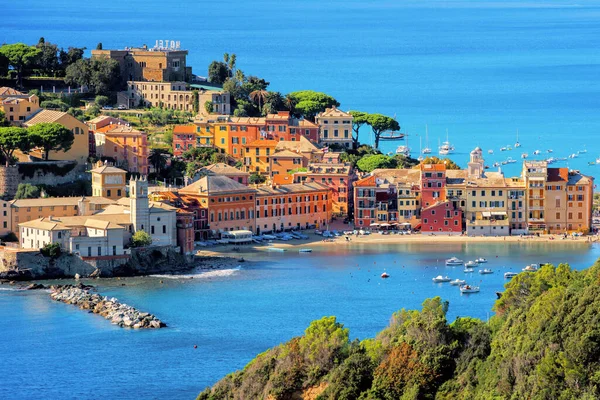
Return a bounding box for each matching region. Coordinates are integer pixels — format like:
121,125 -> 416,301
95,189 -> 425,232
479,269 -> 494,274
500,146 -> 507,152
299,249 -> 312,253
460,285 -> 480,294
507,157 -> 516,164
596,157 -> 600,164
568,153 -> 578,159
578,148 -> 586,154
493,162 -> 500,167
381,272 -> 390,279
266,247 -> 286,252
450,279 -> 466,286
463,268 -> 474,273
396,145 -> 410,157
445,257 -> 464,266
501,160 -> 508,165
521,153 -> 528,159
522,264 -> 539,272
476,257 -> 487,263
548,149 -> 554,153
533,150 -> 541,155
465,260 -> 479,268
432,275 -> 452,283
488,149 -> 494,154
504,272 -> 519,279
439,130 -> 454,155
588,161 -> 596,166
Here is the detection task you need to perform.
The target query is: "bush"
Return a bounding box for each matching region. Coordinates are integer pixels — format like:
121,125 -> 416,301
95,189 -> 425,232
40,100 -> 69,112
14,183 -> 40,199
41,242 -> 62,258
131,230 -> 152,247
95,95 -> 109,107
1,232 -> 18,242
249,173 -> 266,184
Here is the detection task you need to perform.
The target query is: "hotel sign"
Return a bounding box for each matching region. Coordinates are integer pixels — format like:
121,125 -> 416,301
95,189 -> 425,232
154,40 -> 181,50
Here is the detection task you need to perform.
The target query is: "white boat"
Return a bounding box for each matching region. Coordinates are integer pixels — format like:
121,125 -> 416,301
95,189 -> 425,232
493,162 -> 500,167
522,264 -> 539,272
479,269 -> 494,274
299,249 -> 312,253
506,145 -> 513,151
476,258 -> 487,263
514,129 -> 521,148
417,155 -> 424,161
396,145 -> 410,157
507,157 -> 516,164
432,275 -> 452,283
533,150 -> 541,155
548,149 -> 554,153
463,268 -> 474,273
267,247 -> 286,252
500,146 -> 507,152
596,157 -> 600,164
422,125 -> 432,154
568,153 -> 578,159
445,257 -> 464,266
501,160 -> 508,165
460,285 -> 480,294
521,153 -> 528,159
488,149 -> 494,154
450,279 -> 466,286
504,272 -> 518,279
381,272 -> 390,279
439,129 -> 454,155
465,260 -> 478,268
578,148 -> 586,154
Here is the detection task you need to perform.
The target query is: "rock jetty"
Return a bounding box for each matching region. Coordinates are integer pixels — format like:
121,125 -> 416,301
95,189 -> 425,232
50,284 -> 166,329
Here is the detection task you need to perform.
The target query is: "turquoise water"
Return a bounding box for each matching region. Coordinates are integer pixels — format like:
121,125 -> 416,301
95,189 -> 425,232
1,242 -> 599,399
4,0 -> 600,176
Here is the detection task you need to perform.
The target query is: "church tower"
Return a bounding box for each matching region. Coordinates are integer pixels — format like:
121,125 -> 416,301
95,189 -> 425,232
467,147 -> 484,178
129,176 -> 150,233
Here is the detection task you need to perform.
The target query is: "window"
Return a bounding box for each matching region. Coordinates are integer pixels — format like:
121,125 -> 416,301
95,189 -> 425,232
113,246 -> 117,256
151,226 -> 155,234
162,225 -> 166,233
98,247 -> 102,256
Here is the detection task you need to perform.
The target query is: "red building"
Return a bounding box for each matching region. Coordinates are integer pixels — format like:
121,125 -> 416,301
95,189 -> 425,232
265,111 -> 319,143
420,163 -> 447,207
421,201 -> 463,234
176,209 -> 195,254
173,125 -> 198,157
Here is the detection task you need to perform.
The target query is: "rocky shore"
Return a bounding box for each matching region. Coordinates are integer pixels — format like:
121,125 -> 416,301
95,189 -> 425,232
50,284 -> 166,329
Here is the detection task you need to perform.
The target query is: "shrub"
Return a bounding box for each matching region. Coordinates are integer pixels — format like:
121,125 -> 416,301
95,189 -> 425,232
41,242 -> 62,258
131,230 -> 152,247
14,183 -> 40,199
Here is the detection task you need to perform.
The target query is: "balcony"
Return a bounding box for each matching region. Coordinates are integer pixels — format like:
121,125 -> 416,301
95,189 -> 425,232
530,195 -> 545,200
529,206 -> 544,211
528,218 -> 545,222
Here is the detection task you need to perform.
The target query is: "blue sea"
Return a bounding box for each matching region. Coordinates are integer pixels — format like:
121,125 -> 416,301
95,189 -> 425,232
4,0 -> 600,177
1,242 -> 600,399
2,1 -> 600,398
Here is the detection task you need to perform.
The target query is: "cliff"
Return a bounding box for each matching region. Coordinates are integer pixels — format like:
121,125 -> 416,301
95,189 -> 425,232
197,260 -> 600,400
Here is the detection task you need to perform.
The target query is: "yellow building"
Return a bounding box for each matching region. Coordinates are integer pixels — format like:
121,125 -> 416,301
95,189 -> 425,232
1,94 -> 40,124
94,124 -> 148,174
22,110 -> 89,164
523,161 -> 548,232
91,162 -> 127,199
545,168 -> 594,233
315,107 -> 354,148
243,139 -> 279,174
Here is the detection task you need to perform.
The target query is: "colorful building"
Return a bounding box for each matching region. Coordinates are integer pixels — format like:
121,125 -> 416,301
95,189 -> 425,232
94,124 -> 148,174
195,163 -> 249,185
243,139 -> 279,174
421,201 -> 463,235
173,125 -> 198,157
315,107 -> 354,148
91,162 -> 127,199
1,93 -> 40,124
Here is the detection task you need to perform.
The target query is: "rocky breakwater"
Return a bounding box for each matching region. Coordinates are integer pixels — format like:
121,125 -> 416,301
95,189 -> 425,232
50,284 -> 166,329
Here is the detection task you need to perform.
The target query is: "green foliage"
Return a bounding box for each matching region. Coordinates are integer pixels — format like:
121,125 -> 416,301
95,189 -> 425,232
40,99 -> 69,111
131,230 -> 152,247
287,90 -> 340,121
249,173 -> 266,184
27,122 -> 74,160
204,100 -> 213,114
65,56 -> 121,95
0,232 -> 18,242
348,110 -> 369,148
0,110 -> 9,127
41,242 -> 62,258
18,160 -> 76,179
356,154 -> 395,172
0,43 -> 41,86
208,61 -> 230,84
365,113 -> 400,149
0,127 -> 30,165
14,183 -> 40,199
95,95 -> 109,107
201,263 -> 600,400
420,156 -> 461,170
148,148 -> 169,175
192,90 -> 199,113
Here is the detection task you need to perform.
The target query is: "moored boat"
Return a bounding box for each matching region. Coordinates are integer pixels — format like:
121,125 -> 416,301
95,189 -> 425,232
504,272 -> 518,279
463,267 -> 474,273
450,279 -> 466,286
465,260 -> 478,268
460,285 -> 480,293
479,268 -> 493,274
299,249 -> 312,253
267,247 -> 286,252
522,264 -> 539,272
432,275 -> 452,283
445,257 -> 464,266
381,272 -> 390,279
476,257 -> 487,263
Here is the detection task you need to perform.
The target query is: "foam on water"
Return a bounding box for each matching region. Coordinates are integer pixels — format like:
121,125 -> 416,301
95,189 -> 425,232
150,265 -> 242,280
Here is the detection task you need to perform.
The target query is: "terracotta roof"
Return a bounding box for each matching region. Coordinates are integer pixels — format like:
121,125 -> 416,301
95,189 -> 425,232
173,125 -> 197,134
227,117 -> 265,125
272,174 -> 295,185
23,109 -> 68,125
247,139 -> 278,148
568,171 -> 593,185
266,111 -> 290,120
298,119 -> 318,128
0,87 -> 25,97
275,136 -> 318,153
87,115 -> 113,124
316,106 -> 352,119
354,175 -> 378,187
19,218 -> 69,231
96,124 -> 144,135
547,168 -> 569,182
198,163 -> 249,176
255,182 -> 329,195
90,165 -> 127,174
272,150 -> 302,158
11,196 -> 115,208
420,163 -> 446,171
180,175 -> 256,195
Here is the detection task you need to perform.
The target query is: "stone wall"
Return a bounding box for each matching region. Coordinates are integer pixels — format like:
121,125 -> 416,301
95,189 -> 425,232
0,162 -> 89,197
0,166 -> 19,198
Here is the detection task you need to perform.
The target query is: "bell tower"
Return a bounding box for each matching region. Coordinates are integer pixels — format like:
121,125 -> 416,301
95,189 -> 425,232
468,147 -> 484,178
130,176 -> 150,233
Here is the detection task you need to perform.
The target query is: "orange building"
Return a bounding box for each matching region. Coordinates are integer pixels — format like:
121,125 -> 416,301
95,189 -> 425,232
243,139 -> 279,174
94,124 -> 148,174
545,168 -> 594,233
1,93 -> 40,124
179,175 -> 257,237
254,182 -> 331,234
269,150 -> 304,177
173,125 -> 197,157
176,209 -> 195,255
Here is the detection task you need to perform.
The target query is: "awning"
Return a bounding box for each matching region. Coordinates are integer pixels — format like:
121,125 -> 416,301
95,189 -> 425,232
380,223 -> 391,227
399,222 -> 412,226
370,223 -> 380,227
491,212 -> 507,216
482,212 -> 492,217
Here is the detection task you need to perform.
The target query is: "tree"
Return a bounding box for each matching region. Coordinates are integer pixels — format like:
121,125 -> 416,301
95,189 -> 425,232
0,53 -> 8,78
0,43 -> 41,87
264,91 -> 285,115
35,39 -> 59,76
192,90 -> 199,113
349,110 -> 369,148
95,95 -> 109,107
27,122 -> 74,160
366,113 -> 400,149
249,173 -> 266,184
356,154 -> 395,172
148,148 -> 169,175
0,110 -> 9,127
14,183 -> 40,199
208,61 -> 230,84
287,90 -> 340,121
249,89 -> 268,113
204,100 -> 214,114
41,242 -> 62,258
0,127 -> 30,165
420,156 -> 461,170
131,230 -> 152,247
96,42 -> 103,50
59,47 -> 85,69
241,76 -> 269,94
65,57 -> 121,95
40,99 -> 69,111
284,93 -> 296,113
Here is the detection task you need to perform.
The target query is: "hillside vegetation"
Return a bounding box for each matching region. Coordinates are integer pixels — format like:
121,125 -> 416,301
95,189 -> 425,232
197,261 -> 600,400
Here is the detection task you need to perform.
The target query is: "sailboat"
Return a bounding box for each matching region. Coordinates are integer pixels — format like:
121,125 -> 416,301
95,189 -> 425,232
514,129 -> 521,148
422,125 -> 432,154
396,133 -> 410,157
439,129 -> 454,155
418,137 -> 424,161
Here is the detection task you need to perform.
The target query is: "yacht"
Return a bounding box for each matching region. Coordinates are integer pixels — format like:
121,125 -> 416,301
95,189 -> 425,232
463,267 -> 474,273
493,162 -> 500,168
460,285 -> 480,294
596,157 -> 600,164
547,149 -> 554,153
521,153 -> 528,159
445,257 -> 464,266
488,149 -> 494,154
500,146 -> 507,152
422,125 -> 432,154
578,148 -> 586,154
465,260 -> 479,268
450,279 -> 466,286
504,272 -> 519,279
479,268 -> 494,274
568,153 -> 578,159
381,272 -> 390,279
432,275 -> 452,283
522,264 -> 539,272
299,249 -> 312,253
396,145 -> 410,157
507,157 -> 516,164
533,150 -> 541,155
514,129 -> 521,148
476,258 -> 487,263
439,129 -> 454,155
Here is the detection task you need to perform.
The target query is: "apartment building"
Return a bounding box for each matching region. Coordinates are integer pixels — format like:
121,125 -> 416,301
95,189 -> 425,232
94,124 -> 148,174
1,93 -> 40,123
315,107 -> 353,148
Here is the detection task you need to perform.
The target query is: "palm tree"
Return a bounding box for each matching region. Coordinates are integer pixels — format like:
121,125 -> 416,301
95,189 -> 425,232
148,148 -> 168,175
250,90 -> 268,113
284,94 -> 296,113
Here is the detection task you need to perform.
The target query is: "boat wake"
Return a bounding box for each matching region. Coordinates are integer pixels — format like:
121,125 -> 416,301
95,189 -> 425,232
151,266 -> 242,280
0,287 -> 24,291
